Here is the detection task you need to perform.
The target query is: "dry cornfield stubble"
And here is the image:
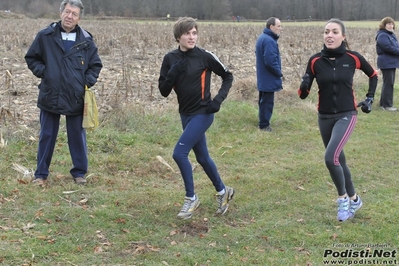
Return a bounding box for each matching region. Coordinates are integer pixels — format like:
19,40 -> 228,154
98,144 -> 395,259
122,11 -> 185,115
0,18 -> 378,127
1,17 -> 396,266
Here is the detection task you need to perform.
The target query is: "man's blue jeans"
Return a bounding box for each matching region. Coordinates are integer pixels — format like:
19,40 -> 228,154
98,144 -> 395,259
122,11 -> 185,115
258,91 -> 275,128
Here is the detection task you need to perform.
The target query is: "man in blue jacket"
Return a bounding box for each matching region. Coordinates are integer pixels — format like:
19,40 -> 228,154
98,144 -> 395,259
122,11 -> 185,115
255,17 -> 283,131
25,0 -> 102,186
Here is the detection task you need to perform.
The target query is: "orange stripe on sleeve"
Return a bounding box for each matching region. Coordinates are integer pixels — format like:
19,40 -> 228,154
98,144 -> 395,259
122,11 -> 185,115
201,69 -> 207,99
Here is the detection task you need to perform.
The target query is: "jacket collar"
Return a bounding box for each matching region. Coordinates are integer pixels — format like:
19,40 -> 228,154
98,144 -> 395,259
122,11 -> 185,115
321,42 -> 346,58
264,28 -> 279,40
178,46 -> 197,55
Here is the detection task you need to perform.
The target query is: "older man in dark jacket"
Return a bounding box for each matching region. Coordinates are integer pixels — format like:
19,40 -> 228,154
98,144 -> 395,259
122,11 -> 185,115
255,17 -> 283,131
25,0 -> 102,186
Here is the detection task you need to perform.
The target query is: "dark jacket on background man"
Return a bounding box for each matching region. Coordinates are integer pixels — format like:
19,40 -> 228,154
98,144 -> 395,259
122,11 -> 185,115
25,21 -> 102,116
255,28 -> 282,92
376,29 -> 399,69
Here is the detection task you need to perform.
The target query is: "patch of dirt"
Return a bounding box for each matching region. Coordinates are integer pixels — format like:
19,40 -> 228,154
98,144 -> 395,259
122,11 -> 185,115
179,220 -> 210,236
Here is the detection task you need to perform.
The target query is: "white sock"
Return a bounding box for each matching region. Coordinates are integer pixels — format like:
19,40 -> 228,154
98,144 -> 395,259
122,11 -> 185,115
188,195 -> 196,200
217,189 -> 225,195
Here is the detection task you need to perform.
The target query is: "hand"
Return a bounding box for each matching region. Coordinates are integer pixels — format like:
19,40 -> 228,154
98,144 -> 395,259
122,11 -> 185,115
167,58 -> 188,83
207,100 -> 221,113
357,97 -> 373,113
298,73 -> 310,99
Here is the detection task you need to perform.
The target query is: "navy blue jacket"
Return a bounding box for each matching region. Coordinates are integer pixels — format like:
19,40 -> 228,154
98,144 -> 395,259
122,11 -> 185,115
25,22 -> 102,115
255,28 -> 283,92
376,29 -> 399,70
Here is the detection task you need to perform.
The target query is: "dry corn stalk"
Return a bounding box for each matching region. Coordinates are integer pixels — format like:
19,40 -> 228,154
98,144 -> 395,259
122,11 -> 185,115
156,155 -> 175,172
0,132 -> 6,147
12,163 -> 34,178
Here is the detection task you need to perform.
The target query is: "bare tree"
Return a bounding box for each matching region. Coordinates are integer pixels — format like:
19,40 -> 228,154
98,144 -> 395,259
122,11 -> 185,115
204,0 -> 231,20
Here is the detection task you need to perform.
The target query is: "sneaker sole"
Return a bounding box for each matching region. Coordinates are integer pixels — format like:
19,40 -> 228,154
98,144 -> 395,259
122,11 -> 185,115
74,177 -> 87,185
32,178 -> 46,187
381,107 -> 397,111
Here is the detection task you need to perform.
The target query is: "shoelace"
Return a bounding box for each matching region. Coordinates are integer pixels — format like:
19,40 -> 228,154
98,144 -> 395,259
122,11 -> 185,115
216,194 -> 224,208
338,199 -> 349,211
181,199 -> 193,212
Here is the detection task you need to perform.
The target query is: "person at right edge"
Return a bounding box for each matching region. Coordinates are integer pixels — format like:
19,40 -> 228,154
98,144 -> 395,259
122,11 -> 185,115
298,19 -> 378,222
255,17 -> 283,132
376,16 -> 399,111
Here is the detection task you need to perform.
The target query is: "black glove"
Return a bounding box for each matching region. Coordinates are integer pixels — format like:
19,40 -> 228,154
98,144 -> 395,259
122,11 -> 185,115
207,100 -> 221,113
357,97 -> 373,113
167,58 -> 188,83
298,73 -> 310,99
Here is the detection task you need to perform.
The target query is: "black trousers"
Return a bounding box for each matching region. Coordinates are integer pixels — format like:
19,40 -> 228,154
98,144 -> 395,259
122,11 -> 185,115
380,68 -> 396,108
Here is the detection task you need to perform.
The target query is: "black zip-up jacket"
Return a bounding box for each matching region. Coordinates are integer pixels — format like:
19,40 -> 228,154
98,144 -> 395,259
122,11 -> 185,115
298,43 -> 378,114
25,22 -> 103,116
158,46 -> 233,115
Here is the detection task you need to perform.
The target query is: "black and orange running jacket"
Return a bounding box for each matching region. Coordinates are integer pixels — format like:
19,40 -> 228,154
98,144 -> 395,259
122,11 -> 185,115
158,46 -> 233,115
298,43 -> 378,114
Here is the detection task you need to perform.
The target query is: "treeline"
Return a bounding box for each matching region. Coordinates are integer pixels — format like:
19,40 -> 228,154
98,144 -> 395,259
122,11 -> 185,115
0,0 -> 397,21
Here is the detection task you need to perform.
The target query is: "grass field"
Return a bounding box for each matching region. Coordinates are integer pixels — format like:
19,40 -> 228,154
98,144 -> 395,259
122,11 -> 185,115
0,18 -> 398,265
1,86 -> 399,265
